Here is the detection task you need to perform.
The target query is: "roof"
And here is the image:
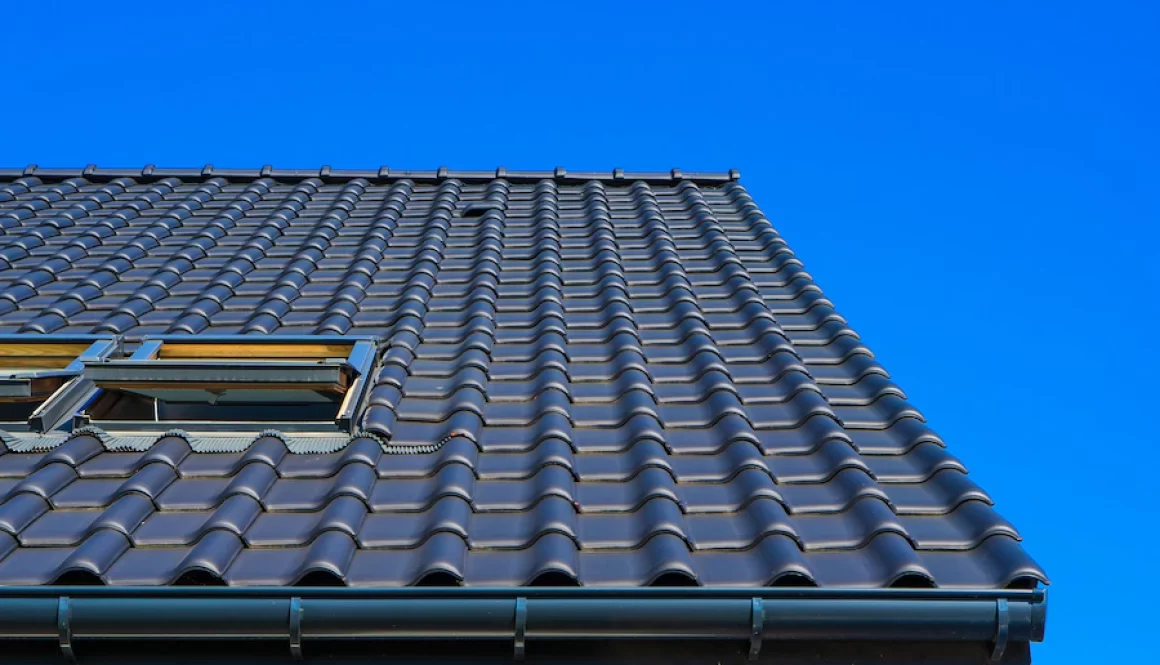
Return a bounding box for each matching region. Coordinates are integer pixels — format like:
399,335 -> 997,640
0,167 -> 1047,591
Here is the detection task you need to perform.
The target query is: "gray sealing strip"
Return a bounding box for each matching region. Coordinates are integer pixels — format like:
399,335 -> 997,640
0,427 -> 426,455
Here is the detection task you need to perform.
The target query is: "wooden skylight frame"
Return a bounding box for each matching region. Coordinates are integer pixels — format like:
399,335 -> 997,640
0,335 -> 120,432
77,335 -> 378,433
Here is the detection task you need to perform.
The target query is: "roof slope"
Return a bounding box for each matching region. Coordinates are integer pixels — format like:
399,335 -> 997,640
0,167 -> 1047,588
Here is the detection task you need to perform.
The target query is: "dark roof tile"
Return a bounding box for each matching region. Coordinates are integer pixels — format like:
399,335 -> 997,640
0,169 -> 1045,589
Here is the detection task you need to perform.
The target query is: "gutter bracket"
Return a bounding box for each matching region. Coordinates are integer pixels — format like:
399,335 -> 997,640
58,596 -> 75,663
989,598 -> 1009,663
513,596 -> 527,661
289,596 -> 303,661
749,597 -> 764,661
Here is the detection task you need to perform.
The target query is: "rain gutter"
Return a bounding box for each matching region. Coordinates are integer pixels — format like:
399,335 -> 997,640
0,586 -> 1046,662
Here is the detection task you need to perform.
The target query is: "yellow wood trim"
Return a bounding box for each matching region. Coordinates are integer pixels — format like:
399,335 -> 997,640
102,381 -> 349,394
0,343 -> 91,358
157,342 -> 354,360
0,357 -> 75,369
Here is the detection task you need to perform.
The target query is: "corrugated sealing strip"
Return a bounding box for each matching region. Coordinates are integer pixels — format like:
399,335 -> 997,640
0,427 -> 457,455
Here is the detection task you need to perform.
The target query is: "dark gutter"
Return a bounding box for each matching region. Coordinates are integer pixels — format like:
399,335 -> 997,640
0,587 -> 1046,663
0,165 -> 743,186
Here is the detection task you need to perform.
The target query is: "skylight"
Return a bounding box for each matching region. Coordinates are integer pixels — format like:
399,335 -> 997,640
77,335 -> 378,433
0,335 -> 119,432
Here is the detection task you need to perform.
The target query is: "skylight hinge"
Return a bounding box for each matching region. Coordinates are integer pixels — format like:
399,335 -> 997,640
129,340 -> 163,360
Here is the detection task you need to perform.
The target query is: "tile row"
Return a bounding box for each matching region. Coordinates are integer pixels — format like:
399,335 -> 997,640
0,529 -> 1045,589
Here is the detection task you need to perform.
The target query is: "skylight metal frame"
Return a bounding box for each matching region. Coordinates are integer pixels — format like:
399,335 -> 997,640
0,335 -> 120,432
76,335 -> 378,434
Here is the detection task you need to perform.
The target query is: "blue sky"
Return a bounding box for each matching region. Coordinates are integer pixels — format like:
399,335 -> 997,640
2,1 -> 1157,661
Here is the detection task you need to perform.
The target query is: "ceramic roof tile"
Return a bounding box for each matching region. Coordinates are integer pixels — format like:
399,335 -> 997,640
0,167 -> 1046,589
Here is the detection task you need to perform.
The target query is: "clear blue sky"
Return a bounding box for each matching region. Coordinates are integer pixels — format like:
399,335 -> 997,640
2,2 -> 1157,661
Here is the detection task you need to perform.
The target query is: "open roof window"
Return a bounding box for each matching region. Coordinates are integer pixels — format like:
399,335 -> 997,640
78,335 -> 377,433
0,335 -> 119,432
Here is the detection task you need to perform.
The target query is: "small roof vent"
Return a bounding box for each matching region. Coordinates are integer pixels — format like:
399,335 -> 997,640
459,202 -> 502,218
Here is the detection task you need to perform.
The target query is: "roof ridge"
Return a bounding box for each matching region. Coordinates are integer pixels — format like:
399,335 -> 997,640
1,165 -> 742,185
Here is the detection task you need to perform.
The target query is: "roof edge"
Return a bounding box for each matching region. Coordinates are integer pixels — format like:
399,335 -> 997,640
0,165 -> 743,185
0,587 -> 1047,659
0,586 -> 1046,600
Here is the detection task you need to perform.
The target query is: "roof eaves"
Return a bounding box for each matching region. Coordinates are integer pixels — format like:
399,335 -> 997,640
0,586 -> 1046,663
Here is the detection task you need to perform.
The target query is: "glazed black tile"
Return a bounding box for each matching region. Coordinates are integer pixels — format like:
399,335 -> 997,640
845,418 -> 946,454
4,463 -> 77,503
470,497 -> 578,549
346,532 -> 468,586
358,496 -> 472,548
899,500 -> 1020,549
488,368 -> 573,402
831,395 -> 925,430
155,463 -> 278,511
0,528 -> 130,584
861,443 -> 967,482
176,446 -> 273,478
44,478 -> 121,509
654,368 -> 812,404
36,435 -> 104,468
376,438 -> 478,479
665,441 -> 768,482
0,493 -> 50,536
76,438 -> 192,478
881,470 -> 992,515
576,468 -> 680,513
368,463 -> 475,512
113,462 -> 178,500
377,411 -> 482,447
573,439 -> 673,482
798,348 -> 883,380
0,533 -> 16,567
462,533 -> 580,585
804,532 -> 934,587
663,412 -> 849,455
577,533 -> 696,586
474,465 -> 576,511
787,497 -> 911,550
226,530 -> 358,585
278,437 -> 383,478
485,390 -> 573,427
263,463 -> 376,511
0,452 -> 40,478
916,535 -> 1047,588
19,494 -> 154,546
474,439 -> 574,480
476,418 -> 573,453
577,497 -> 689,549
132,494 -> 262,546
764,440 -> 870,484
245,496 -> 368,546
776,469 -> 889,514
